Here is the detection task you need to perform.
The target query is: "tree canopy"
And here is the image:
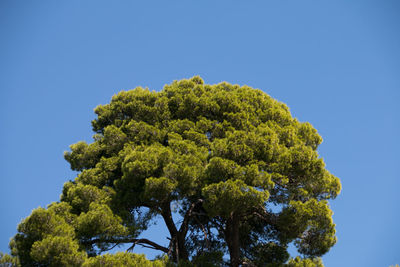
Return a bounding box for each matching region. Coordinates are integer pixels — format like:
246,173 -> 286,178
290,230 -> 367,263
6,77 -> 341,266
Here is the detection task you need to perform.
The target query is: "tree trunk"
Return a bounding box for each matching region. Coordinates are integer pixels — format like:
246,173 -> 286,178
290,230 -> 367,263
161,203 -> 189,263
225,213 -> 240,267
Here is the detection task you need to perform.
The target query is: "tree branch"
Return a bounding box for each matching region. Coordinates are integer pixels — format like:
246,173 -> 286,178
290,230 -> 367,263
250,206 -> 278,225
179,199 -> 203,236
161,203 -> 178,236
127,238 -> 169,253
81,237 -> 169,253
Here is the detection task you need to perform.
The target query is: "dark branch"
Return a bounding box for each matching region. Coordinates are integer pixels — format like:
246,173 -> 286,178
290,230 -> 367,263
82,237 -> 169,253
127,238 -> 169,253
161,203 -> 178,236
250,206 -> 278,225
179,199 -> 203,236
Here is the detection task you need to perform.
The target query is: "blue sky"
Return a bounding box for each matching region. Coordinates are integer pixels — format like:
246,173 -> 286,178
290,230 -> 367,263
1,1 -> 399,266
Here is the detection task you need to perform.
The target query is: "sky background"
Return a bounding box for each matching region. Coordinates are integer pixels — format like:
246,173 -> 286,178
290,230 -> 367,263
1,1 -> 399,266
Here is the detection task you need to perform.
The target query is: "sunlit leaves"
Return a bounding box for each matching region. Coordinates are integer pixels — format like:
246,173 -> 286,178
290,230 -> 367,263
30,236 -> 86,267
203,179 -> 269,218
278,200 -> 336,257
82,252 -> 166,267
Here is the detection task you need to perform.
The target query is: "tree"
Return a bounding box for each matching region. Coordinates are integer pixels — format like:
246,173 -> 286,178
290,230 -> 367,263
8,76 -> 340,266
0,252 -> 20,267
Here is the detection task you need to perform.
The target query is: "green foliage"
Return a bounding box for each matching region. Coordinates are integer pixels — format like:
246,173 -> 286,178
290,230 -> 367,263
10,204 -> 86,266
8,77 -> 340,266
0,252 -> 20,267
203,179 -> 269,218
190,251 -> 224,267
287,257 -> 324,267
74,203 -> 128,246
277,200 -> 336,257
82,252 -> 166,267
30,235 -> 86,267
245,242 -> 290,267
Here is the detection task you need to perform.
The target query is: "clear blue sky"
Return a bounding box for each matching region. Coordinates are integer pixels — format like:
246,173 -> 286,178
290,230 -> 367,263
1,1 -> 399,266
